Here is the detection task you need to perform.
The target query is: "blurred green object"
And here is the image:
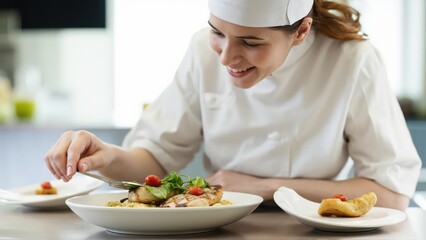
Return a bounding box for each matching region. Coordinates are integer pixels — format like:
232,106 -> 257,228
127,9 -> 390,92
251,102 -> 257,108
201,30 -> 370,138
14,98 -> 35,120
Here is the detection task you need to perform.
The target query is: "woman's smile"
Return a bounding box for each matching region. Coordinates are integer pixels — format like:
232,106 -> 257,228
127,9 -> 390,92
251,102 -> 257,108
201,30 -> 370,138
227,66 -> 255,78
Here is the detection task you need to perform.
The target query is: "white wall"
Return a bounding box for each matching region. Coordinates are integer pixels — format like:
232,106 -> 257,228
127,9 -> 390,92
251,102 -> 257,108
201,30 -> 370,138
348,0 -> 425,99
15,29 -> 113,127
112,0 -> 209,127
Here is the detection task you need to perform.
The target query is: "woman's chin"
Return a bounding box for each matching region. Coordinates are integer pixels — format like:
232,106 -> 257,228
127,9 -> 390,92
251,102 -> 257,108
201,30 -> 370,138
231,77 -> 261,89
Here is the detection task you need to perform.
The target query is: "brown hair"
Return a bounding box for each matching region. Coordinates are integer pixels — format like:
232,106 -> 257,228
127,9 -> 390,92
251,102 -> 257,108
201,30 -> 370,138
276,0 -> 366,41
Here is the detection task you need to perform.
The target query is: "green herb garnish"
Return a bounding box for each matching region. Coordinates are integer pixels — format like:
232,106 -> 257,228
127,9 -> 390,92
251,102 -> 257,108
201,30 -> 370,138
143,172 -> 210,199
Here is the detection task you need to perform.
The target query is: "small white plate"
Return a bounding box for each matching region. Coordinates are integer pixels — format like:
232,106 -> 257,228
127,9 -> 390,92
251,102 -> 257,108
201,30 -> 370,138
273,186 -> 406,232
0,175 -> 104,209
66,191 -> 263,235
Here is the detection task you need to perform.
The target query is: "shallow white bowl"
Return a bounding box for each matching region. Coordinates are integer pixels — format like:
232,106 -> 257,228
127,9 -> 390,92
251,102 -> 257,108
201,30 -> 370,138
66,191 -> 263,235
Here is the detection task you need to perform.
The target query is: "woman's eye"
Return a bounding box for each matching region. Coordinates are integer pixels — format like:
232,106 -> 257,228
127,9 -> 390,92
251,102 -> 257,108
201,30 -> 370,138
242,41 -> 261,47
211,30 -> 224,37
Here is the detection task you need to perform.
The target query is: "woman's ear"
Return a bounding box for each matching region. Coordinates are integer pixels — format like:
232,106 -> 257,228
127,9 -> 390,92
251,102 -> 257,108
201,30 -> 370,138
293,17 -> 313,46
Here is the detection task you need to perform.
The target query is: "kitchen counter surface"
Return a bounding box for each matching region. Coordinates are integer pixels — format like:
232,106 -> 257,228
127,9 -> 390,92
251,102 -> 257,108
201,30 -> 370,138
0,203 -> 424,240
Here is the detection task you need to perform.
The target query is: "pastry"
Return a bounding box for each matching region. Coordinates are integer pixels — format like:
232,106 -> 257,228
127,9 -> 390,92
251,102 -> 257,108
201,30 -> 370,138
35,181 -> 57,195
318,192 -> 377,217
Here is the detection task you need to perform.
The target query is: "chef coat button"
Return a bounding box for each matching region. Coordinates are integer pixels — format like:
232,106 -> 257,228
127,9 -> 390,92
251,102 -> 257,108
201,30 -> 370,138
204,93 -> 223,109
268,131 -> 281,142
205,94 -> 213,103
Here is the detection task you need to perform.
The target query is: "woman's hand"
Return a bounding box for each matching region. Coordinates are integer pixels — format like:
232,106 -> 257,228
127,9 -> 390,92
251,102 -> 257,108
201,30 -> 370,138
44,130 -> 116,182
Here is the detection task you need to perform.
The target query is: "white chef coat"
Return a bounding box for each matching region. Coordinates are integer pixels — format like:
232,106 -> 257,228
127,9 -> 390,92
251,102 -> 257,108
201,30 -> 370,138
123,28 -> 422,198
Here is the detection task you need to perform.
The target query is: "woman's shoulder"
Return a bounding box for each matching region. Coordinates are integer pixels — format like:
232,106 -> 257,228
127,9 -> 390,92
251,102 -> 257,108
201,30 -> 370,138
315,33 -> 383,63
186,27 -> 220,66
191,27 -> 210,43
188,27 -> 212,53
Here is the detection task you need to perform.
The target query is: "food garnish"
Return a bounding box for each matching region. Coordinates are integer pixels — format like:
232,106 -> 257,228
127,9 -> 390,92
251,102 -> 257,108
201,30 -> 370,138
332,193 -> 348,201
145,175 -> 161,187
141,172 -> 209,200
188,186 -> 204,196
107,172 -> 229,208
41,181 -> 53,189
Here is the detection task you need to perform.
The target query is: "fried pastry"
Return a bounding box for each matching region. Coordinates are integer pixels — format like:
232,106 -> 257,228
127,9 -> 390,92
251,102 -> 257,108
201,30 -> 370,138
318,192 -> 377,217
35,188 -> 57,195
35,181 -> 57,195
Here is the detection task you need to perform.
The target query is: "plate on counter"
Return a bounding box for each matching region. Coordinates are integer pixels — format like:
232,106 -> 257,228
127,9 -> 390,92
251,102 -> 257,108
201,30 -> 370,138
0,175 -> 104,209
273,186 -> 406,232
66,191 -> 263,235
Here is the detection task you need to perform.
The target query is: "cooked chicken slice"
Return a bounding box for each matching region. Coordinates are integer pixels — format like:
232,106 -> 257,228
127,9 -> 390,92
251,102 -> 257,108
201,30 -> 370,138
160,185 -> 223,208
128,186 -> 162,204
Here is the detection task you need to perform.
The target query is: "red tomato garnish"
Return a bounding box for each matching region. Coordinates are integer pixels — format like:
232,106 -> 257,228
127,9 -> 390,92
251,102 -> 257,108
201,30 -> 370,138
332,193 -> 348,201
145,175 -> 161,187
188,186 -> 204,196
41,181 -> 52,189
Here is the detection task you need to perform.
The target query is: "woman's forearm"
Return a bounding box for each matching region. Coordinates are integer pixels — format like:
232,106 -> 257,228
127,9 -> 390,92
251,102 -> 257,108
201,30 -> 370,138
262,177 -> 409,211
98,145 -> 167,183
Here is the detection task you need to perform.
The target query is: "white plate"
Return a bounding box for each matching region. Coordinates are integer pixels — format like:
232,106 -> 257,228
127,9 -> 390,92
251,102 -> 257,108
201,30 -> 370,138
66,191 -> 263,235
0,175 -> 104,209
273,186 -> 406,232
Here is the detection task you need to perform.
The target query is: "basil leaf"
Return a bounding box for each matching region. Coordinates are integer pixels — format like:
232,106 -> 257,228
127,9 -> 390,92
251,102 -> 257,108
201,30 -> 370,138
162,172 -> 184,186
145,185 -> 169,199
190,176 -> 209,188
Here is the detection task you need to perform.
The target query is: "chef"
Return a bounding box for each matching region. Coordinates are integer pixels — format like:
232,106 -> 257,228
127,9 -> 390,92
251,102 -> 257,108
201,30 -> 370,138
45,0 -> 421,210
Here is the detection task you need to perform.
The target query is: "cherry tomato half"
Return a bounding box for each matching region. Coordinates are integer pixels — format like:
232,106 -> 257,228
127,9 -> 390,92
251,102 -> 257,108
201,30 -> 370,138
332,193 -> 348,201
145,175 -> 161,187
41,181 -> 52,189
188,186 -> 204,196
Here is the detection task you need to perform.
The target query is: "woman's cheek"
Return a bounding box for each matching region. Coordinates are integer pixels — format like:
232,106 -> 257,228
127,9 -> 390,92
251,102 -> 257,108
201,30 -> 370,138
209,35 -> 222,54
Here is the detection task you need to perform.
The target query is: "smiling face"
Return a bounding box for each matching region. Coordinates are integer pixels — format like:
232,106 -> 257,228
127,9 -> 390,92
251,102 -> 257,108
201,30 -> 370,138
208,14 -> 309,89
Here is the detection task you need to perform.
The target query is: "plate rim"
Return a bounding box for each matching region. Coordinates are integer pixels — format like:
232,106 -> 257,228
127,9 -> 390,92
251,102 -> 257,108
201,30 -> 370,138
66,190 -> 264,211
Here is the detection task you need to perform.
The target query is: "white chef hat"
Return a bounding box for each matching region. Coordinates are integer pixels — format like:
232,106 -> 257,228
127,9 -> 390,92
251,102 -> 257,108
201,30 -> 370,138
208,0 -> 314,27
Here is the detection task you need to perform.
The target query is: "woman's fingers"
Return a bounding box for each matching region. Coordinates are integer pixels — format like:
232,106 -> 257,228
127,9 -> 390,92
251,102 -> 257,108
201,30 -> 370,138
67,130 -> 102,174
66,140 -> 86,176
44,130 -> 96,182
44,132 -> 72,181
44,141 -> 61,180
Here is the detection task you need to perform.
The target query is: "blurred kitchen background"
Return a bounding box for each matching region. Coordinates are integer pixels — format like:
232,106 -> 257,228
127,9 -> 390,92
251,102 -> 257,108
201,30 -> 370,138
0,0 -> 425,206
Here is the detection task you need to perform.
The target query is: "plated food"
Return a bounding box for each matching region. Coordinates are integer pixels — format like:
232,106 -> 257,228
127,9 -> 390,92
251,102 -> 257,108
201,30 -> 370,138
66,191 -> 263,235
35,181 -> 57,195
1,176 -> 103,209
107,172 -> 230,208
273,187 -> 405,232
318,192 -> 377,217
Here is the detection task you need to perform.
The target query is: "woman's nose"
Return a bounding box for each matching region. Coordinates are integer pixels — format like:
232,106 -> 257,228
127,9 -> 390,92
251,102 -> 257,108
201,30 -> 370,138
219,44 -> 240,66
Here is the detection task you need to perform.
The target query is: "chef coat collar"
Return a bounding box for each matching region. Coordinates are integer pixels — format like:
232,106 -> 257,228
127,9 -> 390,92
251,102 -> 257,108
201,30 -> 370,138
274,29 -> 316,74
243,30 -> 316,95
